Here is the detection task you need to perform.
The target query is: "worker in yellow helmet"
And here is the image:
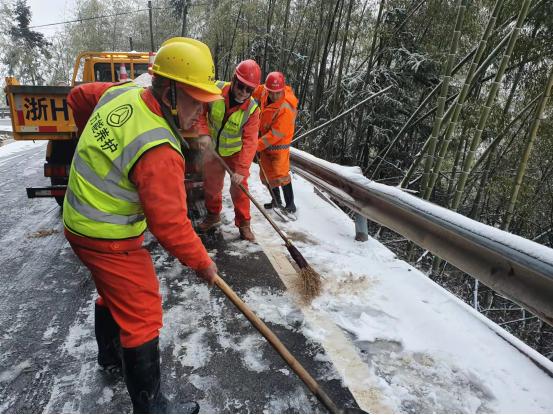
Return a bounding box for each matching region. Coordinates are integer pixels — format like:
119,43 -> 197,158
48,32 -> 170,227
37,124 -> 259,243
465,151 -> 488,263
63,38 -> 221,414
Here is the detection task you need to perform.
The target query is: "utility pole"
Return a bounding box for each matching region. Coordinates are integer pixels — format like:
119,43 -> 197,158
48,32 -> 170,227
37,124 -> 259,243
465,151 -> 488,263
148,1 -> 155,51
180,0 -> 189,37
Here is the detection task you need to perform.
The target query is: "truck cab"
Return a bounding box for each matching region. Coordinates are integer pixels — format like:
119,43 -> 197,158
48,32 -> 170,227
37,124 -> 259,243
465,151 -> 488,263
4,52 -> 151,205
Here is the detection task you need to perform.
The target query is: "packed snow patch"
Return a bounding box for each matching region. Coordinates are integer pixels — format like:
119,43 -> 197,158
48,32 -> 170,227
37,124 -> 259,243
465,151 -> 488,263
0,360 -> 31,383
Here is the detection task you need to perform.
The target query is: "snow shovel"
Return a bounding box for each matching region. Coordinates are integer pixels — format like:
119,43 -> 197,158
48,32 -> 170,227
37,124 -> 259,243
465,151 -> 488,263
214,274 -> 340,413
210,149 -> 321,300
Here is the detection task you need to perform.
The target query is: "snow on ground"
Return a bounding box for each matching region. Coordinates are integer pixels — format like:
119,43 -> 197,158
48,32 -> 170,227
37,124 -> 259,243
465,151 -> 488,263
0,117 -> 13,136
238,162 -> 553,413
0,138 -> 41,155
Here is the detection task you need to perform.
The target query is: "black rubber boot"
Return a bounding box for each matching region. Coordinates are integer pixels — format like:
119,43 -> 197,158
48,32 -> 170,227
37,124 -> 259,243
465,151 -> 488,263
264,187 -> 283,209
95,304 -> 122,371
282,183 -> 296,213
122,337 -> 199,414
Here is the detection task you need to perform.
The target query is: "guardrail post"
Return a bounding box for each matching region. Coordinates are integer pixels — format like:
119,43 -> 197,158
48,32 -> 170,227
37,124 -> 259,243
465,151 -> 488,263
354,213 -> 368,242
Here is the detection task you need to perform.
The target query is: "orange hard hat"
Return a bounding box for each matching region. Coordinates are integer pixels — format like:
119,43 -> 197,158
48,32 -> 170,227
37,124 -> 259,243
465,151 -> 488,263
235,59 -> 261,88
265,71 -> 285,92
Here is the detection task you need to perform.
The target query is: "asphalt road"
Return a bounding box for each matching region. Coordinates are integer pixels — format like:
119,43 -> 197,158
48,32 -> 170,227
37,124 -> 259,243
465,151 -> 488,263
0,141 -> 359,413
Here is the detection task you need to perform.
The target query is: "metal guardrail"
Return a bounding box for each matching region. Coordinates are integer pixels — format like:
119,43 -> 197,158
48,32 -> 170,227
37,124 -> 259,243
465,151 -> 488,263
290,148 -> 553,327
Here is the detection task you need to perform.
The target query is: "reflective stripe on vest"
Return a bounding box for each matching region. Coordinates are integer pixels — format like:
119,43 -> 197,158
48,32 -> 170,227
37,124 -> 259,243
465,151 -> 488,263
208,81 -> 258,157
94,82 -> 137,111
266,143 -> 291,151
63,85 -> 182,239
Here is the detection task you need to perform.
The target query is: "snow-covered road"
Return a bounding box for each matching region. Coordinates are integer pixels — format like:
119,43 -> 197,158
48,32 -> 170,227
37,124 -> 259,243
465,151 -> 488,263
0,140 -> 356,413
1,139 -> 552,413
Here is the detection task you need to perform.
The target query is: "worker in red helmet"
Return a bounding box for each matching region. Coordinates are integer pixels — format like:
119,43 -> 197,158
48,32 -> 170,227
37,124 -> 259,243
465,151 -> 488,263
252,71 -> 299,214
196,59 -> 261,241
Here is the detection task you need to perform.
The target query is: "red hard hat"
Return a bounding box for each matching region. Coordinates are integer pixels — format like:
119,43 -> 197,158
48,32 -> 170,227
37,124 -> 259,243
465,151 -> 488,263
265,71 -> 285,92
235,59 -> 261,88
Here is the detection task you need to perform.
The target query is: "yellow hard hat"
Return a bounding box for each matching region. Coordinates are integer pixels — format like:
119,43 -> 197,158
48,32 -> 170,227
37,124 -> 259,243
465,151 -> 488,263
152,37 -> 221,99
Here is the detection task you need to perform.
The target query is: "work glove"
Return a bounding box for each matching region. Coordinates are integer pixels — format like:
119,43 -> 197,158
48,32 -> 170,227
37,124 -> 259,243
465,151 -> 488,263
195,261 -> 218,286
230,172 -> 245,186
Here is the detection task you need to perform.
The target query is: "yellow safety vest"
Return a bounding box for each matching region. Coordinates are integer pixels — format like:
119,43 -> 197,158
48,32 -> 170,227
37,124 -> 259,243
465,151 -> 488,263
208,81 -> 258,157
63,83 -> 183,239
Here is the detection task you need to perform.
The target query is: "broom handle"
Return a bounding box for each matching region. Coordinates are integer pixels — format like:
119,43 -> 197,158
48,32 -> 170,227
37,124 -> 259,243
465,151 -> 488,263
255,152 -> 281,207
210,149 -> 291,245
214,275 -> 340,414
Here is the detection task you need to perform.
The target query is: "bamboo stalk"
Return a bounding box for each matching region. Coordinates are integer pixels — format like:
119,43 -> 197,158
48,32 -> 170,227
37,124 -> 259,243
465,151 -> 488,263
502,66 -> 553,230
422,0 -> 504,200
451,0 -> 532,211
421,0 -> 467,194
468,93 -> 540,177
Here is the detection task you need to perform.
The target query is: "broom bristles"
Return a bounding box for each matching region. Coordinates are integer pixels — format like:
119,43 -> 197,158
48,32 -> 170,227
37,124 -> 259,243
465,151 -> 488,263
286,243 -> 322,301
300,266 -> 321,301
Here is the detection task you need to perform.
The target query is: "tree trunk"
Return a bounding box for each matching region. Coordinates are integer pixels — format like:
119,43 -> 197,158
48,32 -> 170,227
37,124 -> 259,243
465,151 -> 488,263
502,66 -> 553,230
328,0 -> 345,89
446,125 -> 467,204
422,0 -> 503,199
469,93 -> 540,177
331,0 -> 354,116
366,0 -> 385,75
180,0 -> 189,36
279,0 -> 292,71
311,0 -> 342,124
421,0 -> 467,195
223,3 -> 243,80
451,0 -> 532,211
345,0 -> 370,74
262,0 -> 276,78
284,0 -> 312,72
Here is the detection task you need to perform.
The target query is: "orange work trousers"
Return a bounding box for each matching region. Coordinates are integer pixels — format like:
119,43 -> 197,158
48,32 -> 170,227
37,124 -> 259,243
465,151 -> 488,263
258,149 -> 291,188
66,229 -> 162,349
203,152 -> 251,226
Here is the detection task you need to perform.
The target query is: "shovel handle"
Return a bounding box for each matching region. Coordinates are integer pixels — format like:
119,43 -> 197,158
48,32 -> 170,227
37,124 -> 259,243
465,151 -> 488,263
214,275 -> 340,414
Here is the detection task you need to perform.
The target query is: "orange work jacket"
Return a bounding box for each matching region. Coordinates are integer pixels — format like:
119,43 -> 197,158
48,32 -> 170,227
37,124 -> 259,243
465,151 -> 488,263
252,85 -> 298,186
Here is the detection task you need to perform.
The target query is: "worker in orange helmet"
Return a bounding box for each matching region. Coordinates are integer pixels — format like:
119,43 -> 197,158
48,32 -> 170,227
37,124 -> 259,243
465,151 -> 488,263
63,38 -> 221,414
196,59 -> 261,241
252,71 -> 298,214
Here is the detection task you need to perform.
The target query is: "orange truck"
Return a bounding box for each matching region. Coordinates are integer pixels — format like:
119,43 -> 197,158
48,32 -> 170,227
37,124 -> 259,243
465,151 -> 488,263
4,52 -> 151,206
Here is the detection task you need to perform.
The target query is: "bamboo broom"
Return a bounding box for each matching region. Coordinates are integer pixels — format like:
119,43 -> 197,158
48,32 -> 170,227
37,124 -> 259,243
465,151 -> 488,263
211,149 -> 321,300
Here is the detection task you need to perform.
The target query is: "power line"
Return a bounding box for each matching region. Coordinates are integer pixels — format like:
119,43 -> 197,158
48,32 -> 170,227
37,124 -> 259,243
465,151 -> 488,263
29,7 -> 165,29
28,2 -> 208,30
